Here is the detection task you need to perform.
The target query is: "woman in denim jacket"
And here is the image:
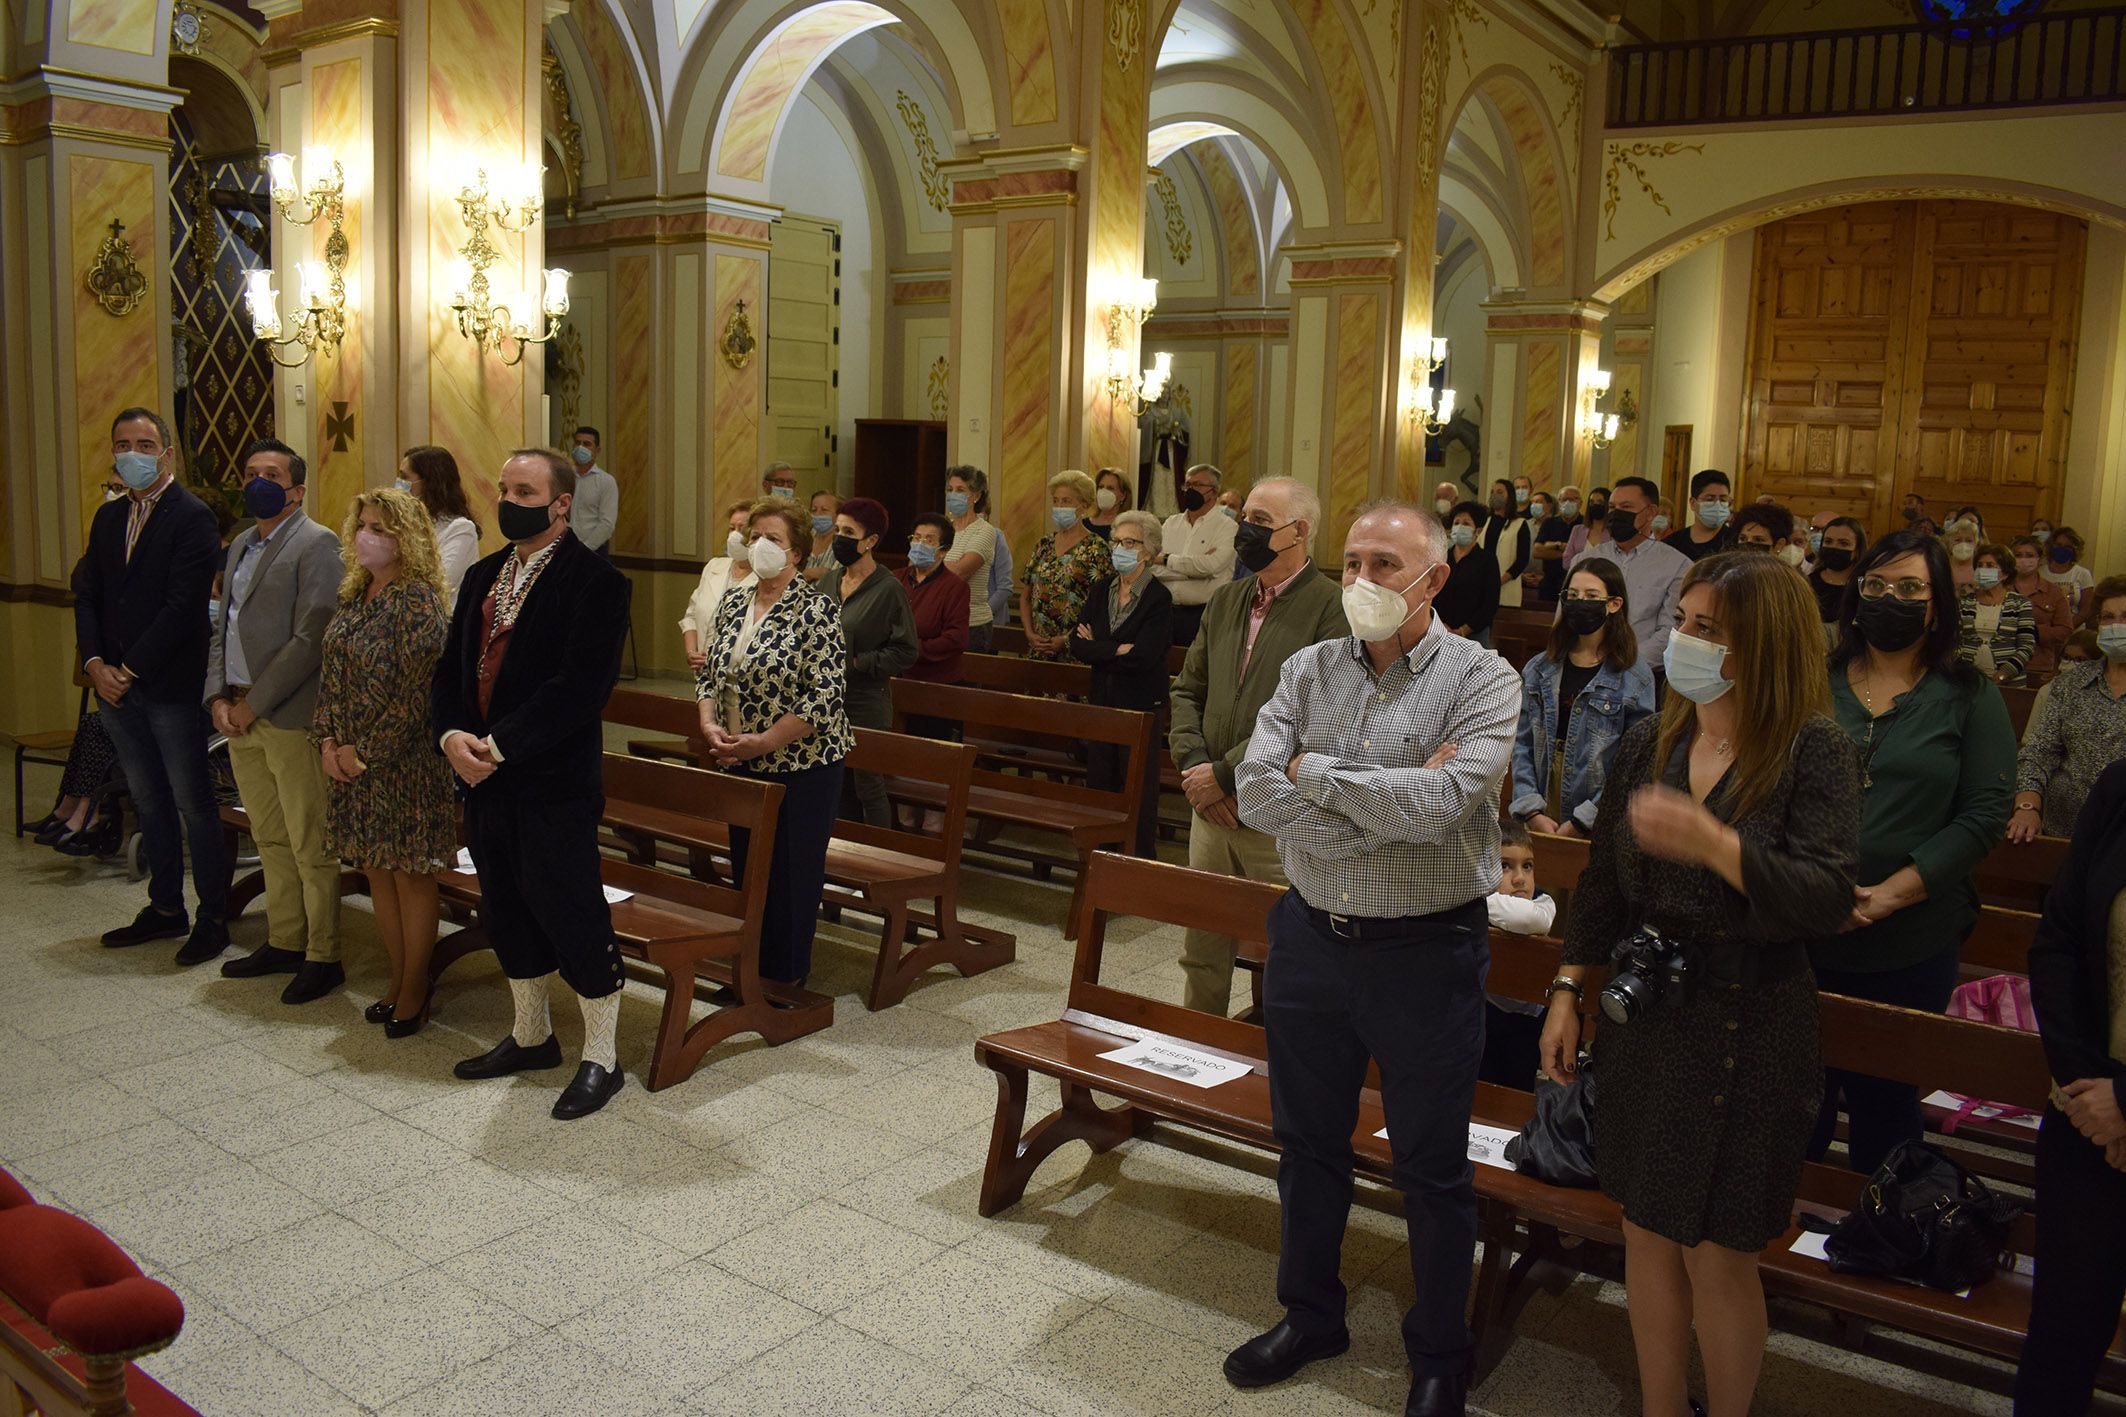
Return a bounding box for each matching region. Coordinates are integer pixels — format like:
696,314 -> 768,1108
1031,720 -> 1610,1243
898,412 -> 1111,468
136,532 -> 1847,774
1510,559 -> 1657,836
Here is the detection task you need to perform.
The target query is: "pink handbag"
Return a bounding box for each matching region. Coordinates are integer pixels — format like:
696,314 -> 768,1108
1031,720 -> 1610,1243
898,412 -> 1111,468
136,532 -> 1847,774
1940,975 -> 2041,1134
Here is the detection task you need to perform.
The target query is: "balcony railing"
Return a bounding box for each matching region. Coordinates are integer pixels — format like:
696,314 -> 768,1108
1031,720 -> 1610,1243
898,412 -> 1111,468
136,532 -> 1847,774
1606,6 -> 2126,128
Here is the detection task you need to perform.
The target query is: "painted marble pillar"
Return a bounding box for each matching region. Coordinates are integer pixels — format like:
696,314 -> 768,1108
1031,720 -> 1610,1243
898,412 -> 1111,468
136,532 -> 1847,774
1593,281 -> 1653,486
257,6 -> 400,526
0,65 -> 176,734
1478,300 -> 1606,496
1283,244 -> 1398,553
1074,0 -> 1155,478
1390,0 -> 1452,492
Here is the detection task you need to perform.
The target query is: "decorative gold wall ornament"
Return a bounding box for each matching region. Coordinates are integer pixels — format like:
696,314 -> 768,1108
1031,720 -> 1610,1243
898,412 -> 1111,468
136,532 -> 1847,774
184,173 -> 215,283
542,43 -> 585,220
1413,14 -> 1449,190
1152,169 -> 1192,265
1359,0 -> 1402,81
1448,0 -> 1488,70
721,299 -> 757,370
1108,0 -> 1143,72
444,163 -> 569,366
247,153 -> 350,366
1615,386 -> 1639,432
1549,62 -> 1584,157
1602,140 -> 1704,242
170,0 -> 204,57
85,219 -> 149,317
927,356 -> 949,419
552,322 -> 584,433
895,91 -> 951,213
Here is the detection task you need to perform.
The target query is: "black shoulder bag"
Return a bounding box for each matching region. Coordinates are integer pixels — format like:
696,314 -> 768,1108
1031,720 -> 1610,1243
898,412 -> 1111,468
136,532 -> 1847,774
1820,1139 -> 2024,1293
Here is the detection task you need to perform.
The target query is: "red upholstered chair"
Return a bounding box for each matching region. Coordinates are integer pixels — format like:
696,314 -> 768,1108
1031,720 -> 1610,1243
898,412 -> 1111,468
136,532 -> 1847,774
0,1167 -> 198,1417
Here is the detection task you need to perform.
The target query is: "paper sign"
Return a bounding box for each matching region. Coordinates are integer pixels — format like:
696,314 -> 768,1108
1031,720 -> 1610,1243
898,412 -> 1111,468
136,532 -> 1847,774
1374,1122 -> 1520,1172
455,848 -> 475,872
1098,1038 -> 1252,1089
602,885 -> 633,905
451,850 -> 630,905
1921,1090 -> 2042,1131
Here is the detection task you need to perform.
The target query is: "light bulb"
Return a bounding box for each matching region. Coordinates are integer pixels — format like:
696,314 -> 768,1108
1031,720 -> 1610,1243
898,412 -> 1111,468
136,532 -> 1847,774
1136,277 -> 1158,312
1438,388 -> 1458,424
1107,345 -> 1133,380
1429,336 -> 1447,365
1587,368 -> 1612,395
542,267 -> 571,315
244,270 -> 277,334
301,147 -> 334,191
1602,413 -> 1620,440
265,152 -> 296,196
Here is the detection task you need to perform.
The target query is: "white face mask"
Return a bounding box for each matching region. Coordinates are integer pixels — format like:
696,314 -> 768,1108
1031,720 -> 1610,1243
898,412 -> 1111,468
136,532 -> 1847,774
1341,567 -> 1433,643
748,536 -> 790,578
1951,541 -> 1976,562
1095,488 -> 1117,511
1777,542 -> 1805,567
726,529 -> 749,563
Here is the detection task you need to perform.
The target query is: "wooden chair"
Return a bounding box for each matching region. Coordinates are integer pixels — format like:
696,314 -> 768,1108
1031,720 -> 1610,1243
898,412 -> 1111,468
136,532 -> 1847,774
433,754 -> 831,1091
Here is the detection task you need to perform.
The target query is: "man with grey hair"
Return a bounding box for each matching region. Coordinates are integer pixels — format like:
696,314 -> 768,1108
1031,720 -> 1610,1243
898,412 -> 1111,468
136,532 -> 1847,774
1153,462 -> 1236,645
760,462 -> 797,501
1168,476 -> 1344,1015
1225,499 -> 1520,1416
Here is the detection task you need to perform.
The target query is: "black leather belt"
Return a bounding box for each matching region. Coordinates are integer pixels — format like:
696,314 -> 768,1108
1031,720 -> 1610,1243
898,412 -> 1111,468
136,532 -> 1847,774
1301,896 -> 1485,943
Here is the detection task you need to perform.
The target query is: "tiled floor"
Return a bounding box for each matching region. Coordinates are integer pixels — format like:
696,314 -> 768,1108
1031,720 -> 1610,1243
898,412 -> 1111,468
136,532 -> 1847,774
0,827 -> 2021,1416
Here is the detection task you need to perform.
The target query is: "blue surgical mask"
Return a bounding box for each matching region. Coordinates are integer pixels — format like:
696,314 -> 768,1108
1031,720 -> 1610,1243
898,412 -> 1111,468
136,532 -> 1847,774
907,541 -> 939,568
114,450 -> 161,490
811,514 -> 834,536
1110,545 -> 1140,575
394,478 -> 413,495
1558,499 -> 1579,518
1809,529 -> 1823,554
945,491 -> 970,518
1663,630 -> 1734,704
1450,525 -> 1474,548
1975,566 -> 2002,589
1050,506 -> 1078,530
2099,624 -> 2126,662
1697,500 -> 1731,529
1651,515 -> 1671,535
571,445 -> 593,466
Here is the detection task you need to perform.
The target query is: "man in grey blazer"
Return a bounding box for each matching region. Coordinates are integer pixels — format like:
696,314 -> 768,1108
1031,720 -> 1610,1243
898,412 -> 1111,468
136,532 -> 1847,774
206,438 -> 346,1002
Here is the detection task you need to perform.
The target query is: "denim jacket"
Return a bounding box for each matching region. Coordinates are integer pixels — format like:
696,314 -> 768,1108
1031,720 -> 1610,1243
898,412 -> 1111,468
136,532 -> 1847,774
1509,652 -> 1657,831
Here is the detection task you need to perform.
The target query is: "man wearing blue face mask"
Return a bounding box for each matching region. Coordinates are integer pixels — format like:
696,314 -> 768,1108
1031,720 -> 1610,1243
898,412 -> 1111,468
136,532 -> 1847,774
207,438 -> 346,995
567,426 -> 616,557
1231,501 -> 1521,1417
74,407 -> 230,962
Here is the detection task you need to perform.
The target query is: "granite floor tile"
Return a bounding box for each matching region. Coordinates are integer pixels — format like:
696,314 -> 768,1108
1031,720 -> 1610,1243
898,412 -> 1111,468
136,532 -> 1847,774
378,1329 -> 673,1417
336,1156 -> 572,1263
266,1266 -> 539,1410
685,1319 -> 972,1417
568,1256 -> 822,1399
172,1211 -> 424,1331
91,1161 -> 323,1270
440,1209 -> 689,1326
706,1197 -> 945,1312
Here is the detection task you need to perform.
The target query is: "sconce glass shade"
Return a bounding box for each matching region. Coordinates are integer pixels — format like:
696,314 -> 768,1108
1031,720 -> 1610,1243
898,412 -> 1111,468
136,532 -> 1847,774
1429,336 -> 1448,365
265,151 -> 297,197
542,268 -> 572,316
1586,368 -> 1613,395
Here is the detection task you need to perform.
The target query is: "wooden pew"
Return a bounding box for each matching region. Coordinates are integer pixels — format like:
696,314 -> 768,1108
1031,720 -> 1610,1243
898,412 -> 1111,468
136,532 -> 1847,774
888,679 -> 1154,937
2000,684 -> 2037,738
991,622 -> 1189,677
598,690 -> 1017,1008
218,802 -> 367,919
432,754 -> 832,1091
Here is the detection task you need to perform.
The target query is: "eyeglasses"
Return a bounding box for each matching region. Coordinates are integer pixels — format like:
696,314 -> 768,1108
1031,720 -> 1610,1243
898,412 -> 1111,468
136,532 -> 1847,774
1858,575 -> 1932,602
1113,537 -> 1148,550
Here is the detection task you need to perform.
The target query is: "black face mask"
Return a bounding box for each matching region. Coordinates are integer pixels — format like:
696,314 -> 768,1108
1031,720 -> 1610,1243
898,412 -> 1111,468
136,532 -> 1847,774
1902,505 -> 1921,523
1817,546 -> 1855,572
1606,509 -> 1641,543
1587,501 -> 1609,524
1560,599 -> 1610,636
1854,593 -> 1929,652
831,533 -> 863,567
1180,489 -> 1206,513
1233,519 -> 1285,573
497,498 -> 554,543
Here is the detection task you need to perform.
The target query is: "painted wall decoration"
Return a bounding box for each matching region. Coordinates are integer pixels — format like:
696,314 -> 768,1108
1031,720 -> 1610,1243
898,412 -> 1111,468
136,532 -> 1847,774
897,90 -> 952,213
1154,169 -> 1193,265
84,220 -> 148,316
1603,141 -> 1704,241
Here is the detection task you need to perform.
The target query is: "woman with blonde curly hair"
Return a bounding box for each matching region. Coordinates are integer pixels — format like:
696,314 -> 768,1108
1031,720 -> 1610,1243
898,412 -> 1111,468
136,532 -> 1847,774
312,487 -> 457,1036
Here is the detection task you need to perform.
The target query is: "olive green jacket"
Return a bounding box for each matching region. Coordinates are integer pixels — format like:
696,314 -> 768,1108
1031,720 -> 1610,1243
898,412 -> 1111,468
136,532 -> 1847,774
1168,563 -> 1347,797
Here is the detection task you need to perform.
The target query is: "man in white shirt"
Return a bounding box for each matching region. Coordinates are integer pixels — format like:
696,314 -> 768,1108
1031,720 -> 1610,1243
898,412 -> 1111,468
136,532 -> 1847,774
1153,463 -> 1238,645
569,426 -> 618,557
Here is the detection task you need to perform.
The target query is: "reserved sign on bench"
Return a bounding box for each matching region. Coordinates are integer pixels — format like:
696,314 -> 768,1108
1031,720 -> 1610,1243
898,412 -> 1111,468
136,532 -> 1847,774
1099,1037 -> 1252,1088
1376,1122 -> 1523,1172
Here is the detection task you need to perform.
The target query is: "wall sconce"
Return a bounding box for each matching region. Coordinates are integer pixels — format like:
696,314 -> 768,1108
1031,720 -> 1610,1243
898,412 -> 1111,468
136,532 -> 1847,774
1581,368 -> 1622,449
246,149 -> 348,367
1411,334 -> 1448,380
1405,337 -> 1455,436
446,162 -> 569,366
1107,346 -> 1174,416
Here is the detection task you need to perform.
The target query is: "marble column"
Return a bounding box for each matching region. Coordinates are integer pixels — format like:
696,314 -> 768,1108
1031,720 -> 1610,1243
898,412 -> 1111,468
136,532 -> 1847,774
1479,299 -> 1607,497
1282,242 -> 1400,555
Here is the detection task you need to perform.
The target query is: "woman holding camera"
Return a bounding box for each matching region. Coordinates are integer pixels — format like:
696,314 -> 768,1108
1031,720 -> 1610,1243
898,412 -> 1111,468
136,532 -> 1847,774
1539,552 -> 1861,1417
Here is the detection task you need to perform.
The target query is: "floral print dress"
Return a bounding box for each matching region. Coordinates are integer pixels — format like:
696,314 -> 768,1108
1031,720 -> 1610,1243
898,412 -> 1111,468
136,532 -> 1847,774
1025,530 -> 1113,660
312,579 -> 457,873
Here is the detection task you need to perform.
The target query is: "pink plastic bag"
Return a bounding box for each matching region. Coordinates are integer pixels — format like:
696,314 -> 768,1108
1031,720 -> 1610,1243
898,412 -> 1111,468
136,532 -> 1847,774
1939,975 -> 2040,1135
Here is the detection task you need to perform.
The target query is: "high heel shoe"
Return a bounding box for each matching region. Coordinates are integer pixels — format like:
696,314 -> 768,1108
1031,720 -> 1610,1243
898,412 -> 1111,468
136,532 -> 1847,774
58,818 -> 121,857
385,990 -> 433,1038
364,999 -> 396,1024
25,812 -> 61,839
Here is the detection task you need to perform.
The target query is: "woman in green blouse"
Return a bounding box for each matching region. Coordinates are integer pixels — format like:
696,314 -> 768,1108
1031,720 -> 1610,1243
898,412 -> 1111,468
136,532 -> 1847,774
1811,529 -> 2017,1172
696,498 -> 854,984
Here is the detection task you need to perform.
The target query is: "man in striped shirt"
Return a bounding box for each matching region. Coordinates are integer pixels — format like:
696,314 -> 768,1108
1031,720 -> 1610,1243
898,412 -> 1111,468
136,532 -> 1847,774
1228,501 -> 1521,1417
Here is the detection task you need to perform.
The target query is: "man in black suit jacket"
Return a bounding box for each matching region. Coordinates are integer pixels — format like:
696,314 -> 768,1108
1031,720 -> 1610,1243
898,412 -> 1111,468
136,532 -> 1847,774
432,447 -> 632,1120
73,407 -> 229,964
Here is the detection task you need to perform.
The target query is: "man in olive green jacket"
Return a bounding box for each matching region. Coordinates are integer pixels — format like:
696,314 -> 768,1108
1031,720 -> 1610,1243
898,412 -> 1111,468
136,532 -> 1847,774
1169,477 -> 1347,1013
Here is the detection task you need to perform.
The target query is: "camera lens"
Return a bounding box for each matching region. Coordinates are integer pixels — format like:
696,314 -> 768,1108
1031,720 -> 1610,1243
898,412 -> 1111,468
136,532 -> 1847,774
1599,977 -> 1647,1025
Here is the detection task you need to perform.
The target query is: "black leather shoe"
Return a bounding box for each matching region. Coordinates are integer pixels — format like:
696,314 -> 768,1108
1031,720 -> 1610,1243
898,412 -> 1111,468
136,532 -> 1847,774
174,915 -> 230,967
221,944 -> 303,978
364,999 -> 397,1024
454,1035 -> 563,1080
102,907 -> 188,948
26,812 -> 61,839
1222,1321 -> 1350,1389
1403,1372 -> 1468,1417
281,961 -> 345,1005
552,1061 -> 624,1120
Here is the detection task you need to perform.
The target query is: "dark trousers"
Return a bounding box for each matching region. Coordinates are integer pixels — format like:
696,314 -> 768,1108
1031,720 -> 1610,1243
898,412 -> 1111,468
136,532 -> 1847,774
99,694 -> 225,920
729,759 -> 844,983
464,791 -> 623,999
1810,945 -> 1962,1172
1170,602 -> 1204,647
841,687 -> 892,827
967,624 -> 993,654
2016,1106 -> 2126,1414
1264,890 -> 1489,1376
1086,728 -> 1160,857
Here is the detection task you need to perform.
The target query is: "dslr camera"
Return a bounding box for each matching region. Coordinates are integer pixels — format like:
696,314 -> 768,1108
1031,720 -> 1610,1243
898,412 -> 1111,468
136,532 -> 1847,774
1600,926 -> 1690,1025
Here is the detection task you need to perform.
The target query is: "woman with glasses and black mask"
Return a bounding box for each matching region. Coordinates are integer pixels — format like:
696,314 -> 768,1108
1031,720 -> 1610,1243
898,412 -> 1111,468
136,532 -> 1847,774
1809,529 -> 2017,1174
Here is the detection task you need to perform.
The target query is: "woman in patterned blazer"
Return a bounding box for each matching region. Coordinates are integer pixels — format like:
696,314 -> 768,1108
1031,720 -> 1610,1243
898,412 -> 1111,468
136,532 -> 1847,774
696,497 -> 854,984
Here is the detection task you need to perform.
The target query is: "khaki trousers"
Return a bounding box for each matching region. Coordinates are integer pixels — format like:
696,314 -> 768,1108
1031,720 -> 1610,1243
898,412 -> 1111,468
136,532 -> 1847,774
1178,806 -> 1288,1015
226,717 -> 340,962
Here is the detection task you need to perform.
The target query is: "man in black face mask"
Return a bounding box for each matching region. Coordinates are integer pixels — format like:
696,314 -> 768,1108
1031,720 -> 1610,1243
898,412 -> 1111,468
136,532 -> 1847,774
432,448 -> 635,1120
1153,463 -> 1237,646
1568,476 -> 1688,671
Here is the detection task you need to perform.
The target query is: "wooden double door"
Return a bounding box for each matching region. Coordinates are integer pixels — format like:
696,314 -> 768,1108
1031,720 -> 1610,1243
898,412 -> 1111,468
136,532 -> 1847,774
1742,199 -> 2084,537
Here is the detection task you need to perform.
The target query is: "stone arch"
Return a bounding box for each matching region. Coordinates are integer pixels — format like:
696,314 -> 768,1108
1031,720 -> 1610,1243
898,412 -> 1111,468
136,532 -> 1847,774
1441,66 -> 1571,289
1437,172 -> 1523,289
1148,78 -> 1330,231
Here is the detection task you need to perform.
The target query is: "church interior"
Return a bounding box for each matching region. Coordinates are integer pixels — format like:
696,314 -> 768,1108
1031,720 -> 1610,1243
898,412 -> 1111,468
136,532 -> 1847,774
1,0 -> 2122,1412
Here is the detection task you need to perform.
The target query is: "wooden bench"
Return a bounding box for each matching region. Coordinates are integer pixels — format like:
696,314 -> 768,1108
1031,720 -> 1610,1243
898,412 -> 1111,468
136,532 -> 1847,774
889,678 -> 1155,937
432,754 -> 832,1091
991,623 -> 1187,677
218,803 -> 367,921
2000,684 -> 2037,738
598,689 -> 1017,1008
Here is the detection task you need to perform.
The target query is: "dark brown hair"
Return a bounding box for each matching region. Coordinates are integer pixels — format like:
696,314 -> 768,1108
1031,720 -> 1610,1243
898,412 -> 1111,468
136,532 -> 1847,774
402,444 -> 478,532
1547,557 -> 1638,671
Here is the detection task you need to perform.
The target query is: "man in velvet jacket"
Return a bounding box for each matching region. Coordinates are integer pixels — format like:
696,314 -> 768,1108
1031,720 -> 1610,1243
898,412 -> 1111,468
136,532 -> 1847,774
431,448 -> 633,1120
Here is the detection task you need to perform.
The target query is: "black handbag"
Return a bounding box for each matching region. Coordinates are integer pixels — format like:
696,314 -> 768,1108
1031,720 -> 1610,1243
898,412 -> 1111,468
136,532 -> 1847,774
1504,1058 -> 1599,1188
1821,1139 -> 2024,1292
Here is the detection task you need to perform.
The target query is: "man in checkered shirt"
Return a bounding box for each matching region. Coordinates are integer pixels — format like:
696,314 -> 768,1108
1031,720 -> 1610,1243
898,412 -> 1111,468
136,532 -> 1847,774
1226,500 -> 1521,1417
